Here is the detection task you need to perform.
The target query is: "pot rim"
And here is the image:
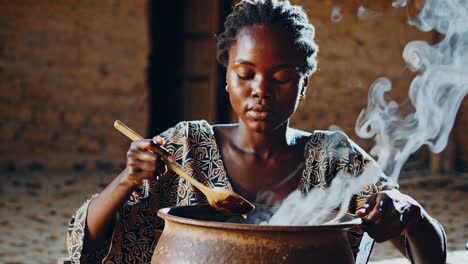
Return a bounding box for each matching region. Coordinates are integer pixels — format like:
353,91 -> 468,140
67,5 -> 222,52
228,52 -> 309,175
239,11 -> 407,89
157,205 -> 362,231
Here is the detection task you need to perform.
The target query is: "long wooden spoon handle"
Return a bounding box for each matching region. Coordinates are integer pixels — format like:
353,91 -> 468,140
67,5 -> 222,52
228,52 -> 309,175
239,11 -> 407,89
114,120 -> 173,160
114,120 -> 143,141
114,120 -> 209,192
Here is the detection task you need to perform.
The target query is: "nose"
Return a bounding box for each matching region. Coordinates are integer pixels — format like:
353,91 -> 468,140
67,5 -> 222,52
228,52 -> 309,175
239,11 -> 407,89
251,76 -> 271,99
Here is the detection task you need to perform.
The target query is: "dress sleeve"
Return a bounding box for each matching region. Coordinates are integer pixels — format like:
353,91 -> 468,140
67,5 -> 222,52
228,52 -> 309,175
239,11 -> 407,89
66,122 -> 188,263
66,195 -> 110,263
351,171 -> 394,213
345,141 -> 396,214
324,131 -> 396,214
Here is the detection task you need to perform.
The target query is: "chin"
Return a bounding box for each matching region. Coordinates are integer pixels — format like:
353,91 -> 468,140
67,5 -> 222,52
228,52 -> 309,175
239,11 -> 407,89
246,120 -> 280,133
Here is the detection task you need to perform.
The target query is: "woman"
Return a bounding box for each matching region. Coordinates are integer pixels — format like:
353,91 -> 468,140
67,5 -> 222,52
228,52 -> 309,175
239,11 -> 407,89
68,0 -> 446,263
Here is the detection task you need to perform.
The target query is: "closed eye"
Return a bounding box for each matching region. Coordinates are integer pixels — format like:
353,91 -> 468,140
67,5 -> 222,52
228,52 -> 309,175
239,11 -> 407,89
272,69 -> 296,84
237,73 -> 254,80
273,78 -> 291,84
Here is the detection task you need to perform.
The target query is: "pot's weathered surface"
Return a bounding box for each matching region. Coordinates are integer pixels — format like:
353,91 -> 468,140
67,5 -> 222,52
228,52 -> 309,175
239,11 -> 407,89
152,205 -> 360,264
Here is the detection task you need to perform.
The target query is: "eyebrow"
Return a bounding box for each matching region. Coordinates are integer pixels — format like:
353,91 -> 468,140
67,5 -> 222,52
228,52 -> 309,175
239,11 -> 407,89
272,64 -> 298,70
233,59 -> 255,66
234,60 -> 298,70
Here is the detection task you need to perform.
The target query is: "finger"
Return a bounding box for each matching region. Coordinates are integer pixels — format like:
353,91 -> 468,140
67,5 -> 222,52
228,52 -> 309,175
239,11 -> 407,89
150,139 -> 176,163
129,140 -> 171,163
130,140 -> 155,152
137,152 -> 158,163
355,204 -> 370,217
127,148 -> 168,179
365,198 -> 385,224
128,159 -> 157,174
366,193 -> 391,224
153,136 -> 165,145
356,194 -> 377,217
126,148 -> 158,162
127,163 -> 155,177
127,148 -> 158,163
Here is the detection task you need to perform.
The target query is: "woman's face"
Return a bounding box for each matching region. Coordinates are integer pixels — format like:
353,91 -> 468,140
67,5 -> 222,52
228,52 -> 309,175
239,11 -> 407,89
227,24 -> 308,133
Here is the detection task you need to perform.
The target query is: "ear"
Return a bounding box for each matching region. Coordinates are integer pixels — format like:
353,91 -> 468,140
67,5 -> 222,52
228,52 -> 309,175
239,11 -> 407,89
300,76 -> 309,96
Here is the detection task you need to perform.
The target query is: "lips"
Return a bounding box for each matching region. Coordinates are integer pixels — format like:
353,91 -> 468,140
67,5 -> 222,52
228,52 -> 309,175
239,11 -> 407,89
247,105 -> 272,120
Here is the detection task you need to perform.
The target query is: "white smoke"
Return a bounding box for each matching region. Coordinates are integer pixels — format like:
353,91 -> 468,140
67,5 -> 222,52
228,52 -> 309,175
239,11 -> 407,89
259,0 -> 467,227
330,5 -> 381,23
356,0 -> 468,181
265,162 -> 382,225
330,6 -> 343,23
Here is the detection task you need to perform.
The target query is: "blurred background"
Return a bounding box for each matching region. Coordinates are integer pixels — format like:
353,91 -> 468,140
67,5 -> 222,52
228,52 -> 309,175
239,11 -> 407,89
0,0 -> 466,263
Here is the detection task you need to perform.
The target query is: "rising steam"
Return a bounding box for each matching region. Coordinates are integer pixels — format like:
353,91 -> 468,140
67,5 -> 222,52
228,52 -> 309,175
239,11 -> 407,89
266,161 -> 382,225
263,0 -> 467,227
356,0 -> 468,181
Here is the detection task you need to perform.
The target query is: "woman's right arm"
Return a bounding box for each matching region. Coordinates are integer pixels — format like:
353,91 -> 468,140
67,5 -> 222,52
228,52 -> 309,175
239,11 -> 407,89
82,137 -> 173,254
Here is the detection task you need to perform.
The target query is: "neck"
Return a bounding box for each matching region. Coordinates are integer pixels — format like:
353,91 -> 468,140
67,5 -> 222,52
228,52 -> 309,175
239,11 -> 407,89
233,121 -> 291,161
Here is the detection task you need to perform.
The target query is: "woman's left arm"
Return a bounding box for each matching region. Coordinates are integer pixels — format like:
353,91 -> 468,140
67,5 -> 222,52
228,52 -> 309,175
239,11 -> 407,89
356,189 -> 447,264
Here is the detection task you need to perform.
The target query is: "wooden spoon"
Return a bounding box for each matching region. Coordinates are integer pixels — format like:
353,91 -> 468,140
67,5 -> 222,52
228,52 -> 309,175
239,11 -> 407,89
114,120 -> 255,216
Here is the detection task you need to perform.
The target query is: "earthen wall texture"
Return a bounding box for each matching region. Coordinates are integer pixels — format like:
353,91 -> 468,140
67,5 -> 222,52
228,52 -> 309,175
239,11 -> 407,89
0,1 -> 149,171
0,0 -> 465,172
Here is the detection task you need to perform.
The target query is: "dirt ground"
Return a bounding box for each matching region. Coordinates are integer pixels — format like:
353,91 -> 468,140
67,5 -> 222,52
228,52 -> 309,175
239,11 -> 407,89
0,171 -> 467,264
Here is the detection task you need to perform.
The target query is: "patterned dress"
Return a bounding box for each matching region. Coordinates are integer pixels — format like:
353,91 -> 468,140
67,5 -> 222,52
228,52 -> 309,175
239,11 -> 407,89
67,120 -> 391,263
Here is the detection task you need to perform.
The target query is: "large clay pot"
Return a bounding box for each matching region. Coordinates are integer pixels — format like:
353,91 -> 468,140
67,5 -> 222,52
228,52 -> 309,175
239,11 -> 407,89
152,205 -> 361,264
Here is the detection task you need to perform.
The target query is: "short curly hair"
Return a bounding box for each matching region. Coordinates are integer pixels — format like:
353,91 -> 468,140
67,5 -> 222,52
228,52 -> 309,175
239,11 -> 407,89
217,0 -> 318,76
